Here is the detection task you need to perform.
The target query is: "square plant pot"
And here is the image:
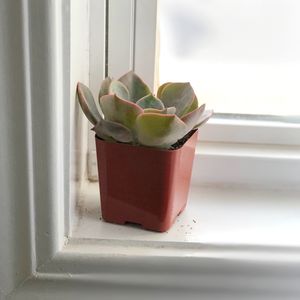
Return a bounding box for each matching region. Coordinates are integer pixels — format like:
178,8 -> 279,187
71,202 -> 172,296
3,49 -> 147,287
95,130 -> 198,232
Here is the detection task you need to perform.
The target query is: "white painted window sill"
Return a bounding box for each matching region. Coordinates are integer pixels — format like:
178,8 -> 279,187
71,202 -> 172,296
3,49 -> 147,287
73,182 -> 300,248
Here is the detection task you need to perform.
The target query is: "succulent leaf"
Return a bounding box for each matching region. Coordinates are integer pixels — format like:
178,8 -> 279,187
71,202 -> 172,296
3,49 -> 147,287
159,82 -> 195,117
181,104 -> 206,131
143,107 -> 176,115
136,113 -> 187,148
136,94 -> 165,110
77,82 -> 101,125
93,119 -> 133,143
143,108 -> 164,114
99,94 -> 143,130
78,71 -> 212,149
157,82 -> 171,99
165,107 -> 177,115
193,110 -> 213,128
109,80 -> 130,100
118,71 -> 151,102
182,95 -> 199,116
98,77 -> 112,100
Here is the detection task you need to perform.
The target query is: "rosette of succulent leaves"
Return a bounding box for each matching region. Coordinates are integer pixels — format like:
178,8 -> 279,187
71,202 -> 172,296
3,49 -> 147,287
76,71 -> 213,149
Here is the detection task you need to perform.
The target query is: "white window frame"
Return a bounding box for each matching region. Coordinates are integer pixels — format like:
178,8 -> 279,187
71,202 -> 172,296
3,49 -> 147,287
1,1 -> 300,299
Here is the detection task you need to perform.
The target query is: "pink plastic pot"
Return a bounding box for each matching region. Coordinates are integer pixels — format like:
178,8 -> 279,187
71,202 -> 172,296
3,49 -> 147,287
95,130 -> 198,232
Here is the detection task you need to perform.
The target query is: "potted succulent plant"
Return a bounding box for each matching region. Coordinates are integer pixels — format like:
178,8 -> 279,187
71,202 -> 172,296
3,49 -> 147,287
76,71 -> 212,232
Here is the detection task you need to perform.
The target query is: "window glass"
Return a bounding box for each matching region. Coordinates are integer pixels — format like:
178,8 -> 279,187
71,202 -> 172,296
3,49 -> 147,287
159,0 -> 300,116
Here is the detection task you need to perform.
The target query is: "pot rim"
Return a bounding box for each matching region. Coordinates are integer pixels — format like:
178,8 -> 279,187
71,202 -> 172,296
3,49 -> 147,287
95,129 -> 198,153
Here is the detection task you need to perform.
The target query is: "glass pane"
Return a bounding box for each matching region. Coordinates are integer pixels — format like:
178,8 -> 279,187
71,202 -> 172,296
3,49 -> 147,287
159,0 -> 300,116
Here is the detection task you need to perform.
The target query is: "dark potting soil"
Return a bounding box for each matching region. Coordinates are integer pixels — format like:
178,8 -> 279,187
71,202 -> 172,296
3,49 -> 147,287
169,130 -> 196,150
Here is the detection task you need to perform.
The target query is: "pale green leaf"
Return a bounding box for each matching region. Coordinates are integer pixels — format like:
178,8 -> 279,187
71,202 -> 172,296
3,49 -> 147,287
182,95 -> 199,116
159,82 -> 195,117
93,119 -> 133,143
77,82 -> 101,125
98,77 -> 112,100
99,94 -> 143,130
118,71 -> 151,102
109,80 -> 130,100
136,94 -> 164,110
193,110 -> 213,129
157,82 -> 171,99
136,113 -> 187,148
181,103 -> 206,131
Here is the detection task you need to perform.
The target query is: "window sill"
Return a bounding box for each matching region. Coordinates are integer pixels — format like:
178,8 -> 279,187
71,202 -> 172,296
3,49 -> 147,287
26,181 -> 298,299
73,182 -> 300,248
67,144 -> 300,299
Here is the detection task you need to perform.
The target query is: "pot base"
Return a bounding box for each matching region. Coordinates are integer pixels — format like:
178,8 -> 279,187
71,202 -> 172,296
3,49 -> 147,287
101,203 -> 187,232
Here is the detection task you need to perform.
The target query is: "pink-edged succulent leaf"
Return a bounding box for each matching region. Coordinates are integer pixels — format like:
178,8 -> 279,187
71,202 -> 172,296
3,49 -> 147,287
193,110 -> 213,128
143,107 -> 176,115
118,71 -> 151,102
77,82 -> 101,125
143,108 -> 164,114
182,95 -> 199,116
99,94 -> 143,130
181,103 -> 206,131
109,80 -> 130,100
144,108 -> 163,114
136,94 -> 165,110
159,82 -> 196,117
98,77 -> 112,100
156,82 -> 171,99
136,113 -> 187,148
93,119 -> 133,143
